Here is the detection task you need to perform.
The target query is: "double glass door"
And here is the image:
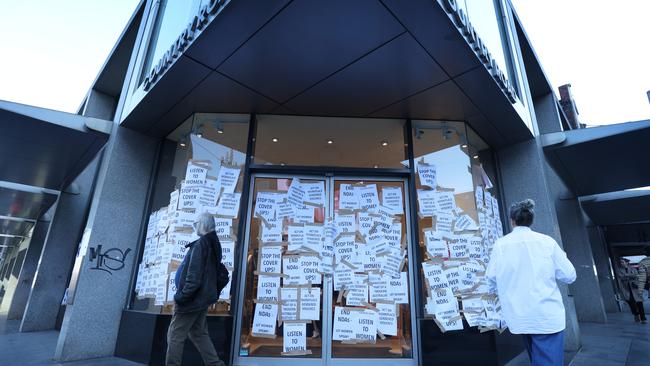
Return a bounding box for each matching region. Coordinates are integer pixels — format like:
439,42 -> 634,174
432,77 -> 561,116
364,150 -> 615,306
234,174 -> 418,366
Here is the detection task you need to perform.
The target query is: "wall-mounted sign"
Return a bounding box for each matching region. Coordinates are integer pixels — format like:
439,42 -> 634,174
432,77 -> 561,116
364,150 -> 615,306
436,0 -> 518,104
143,0 -> 230,91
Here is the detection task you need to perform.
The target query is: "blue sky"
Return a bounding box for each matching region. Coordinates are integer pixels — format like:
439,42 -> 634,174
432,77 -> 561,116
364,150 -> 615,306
0,0 -> 648,126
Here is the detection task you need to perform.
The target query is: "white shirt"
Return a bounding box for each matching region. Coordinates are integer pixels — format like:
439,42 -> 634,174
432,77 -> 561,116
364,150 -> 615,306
486,226 -> 576,334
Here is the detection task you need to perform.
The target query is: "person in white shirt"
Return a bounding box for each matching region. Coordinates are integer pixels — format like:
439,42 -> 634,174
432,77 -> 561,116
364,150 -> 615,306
486,199 -> 576,366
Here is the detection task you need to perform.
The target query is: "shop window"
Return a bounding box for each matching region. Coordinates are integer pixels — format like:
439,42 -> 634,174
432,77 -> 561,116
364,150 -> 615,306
412,120 -> 506,332
131,113 -> 249,316
253,115 -> 408,169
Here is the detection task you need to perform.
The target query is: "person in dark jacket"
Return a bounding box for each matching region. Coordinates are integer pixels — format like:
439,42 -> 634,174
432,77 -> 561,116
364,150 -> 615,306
166,212 -> 225,366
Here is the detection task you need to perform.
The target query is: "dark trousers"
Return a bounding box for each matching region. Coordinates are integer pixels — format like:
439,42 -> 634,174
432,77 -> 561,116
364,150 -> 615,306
626,299 -> 647,321
522,331 -> 564,366
166,309 -> 225,366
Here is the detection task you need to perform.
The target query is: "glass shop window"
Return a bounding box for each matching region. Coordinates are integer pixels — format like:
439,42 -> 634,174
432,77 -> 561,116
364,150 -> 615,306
412,120 -> 506,333
131,113 -> 249,315
253,115 -> 408,169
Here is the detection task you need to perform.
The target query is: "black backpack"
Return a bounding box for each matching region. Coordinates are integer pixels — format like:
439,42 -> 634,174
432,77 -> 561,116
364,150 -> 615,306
212,239 -> 230,296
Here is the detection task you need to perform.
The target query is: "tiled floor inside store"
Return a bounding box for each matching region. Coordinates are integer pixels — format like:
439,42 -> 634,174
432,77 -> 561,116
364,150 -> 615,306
2,305 -> 649,365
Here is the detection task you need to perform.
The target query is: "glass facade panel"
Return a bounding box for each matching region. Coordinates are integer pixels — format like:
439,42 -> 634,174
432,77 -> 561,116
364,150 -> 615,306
462,0 -> 514,87
412,120 -> 506,332
254,115 -> 407,169
131,113 -> 249,316
139,0 -> 204,84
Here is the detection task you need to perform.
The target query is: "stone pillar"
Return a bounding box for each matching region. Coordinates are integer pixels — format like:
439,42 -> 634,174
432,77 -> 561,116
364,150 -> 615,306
496,138 -> 581,351
554,198 -> 607,323
587,225 -> 619,313
5,219 -> 50,320
54,126 -> 159,362
20,157 -> 100,332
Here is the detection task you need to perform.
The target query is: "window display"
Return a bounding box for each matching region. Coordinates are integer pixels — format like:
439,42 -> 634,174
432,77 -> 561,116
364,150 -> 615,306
132,113 -> 249,315
412,120 -> 505,333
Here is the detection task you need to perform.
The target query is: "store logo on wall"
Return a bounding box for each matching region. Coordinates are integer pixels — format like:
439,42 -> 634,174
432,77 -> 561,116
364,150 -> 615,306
88,245 -> 132,275
143,0 -> 230,91
436,0 -> 518,104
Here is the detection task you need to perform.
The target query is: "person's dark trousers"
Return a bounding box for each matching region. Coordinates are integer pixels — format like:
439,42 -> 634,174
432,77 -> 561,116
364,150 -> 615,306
522,331 -> 564,366
166,309 -> 225,366
626,299 -> 647,320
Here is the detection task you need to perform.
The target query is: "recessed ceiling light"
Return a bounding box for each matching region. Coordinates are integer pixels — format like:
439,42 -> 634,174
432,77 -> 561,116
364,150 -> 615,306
217,127 -> 224,134
473,155 -> 479,159
272,137 -> 279,143
327,139 -> 333,144
380,140 -> 389,147
179,140 -> 187,148
373,164 -> 379,168
461,144 -> 468,148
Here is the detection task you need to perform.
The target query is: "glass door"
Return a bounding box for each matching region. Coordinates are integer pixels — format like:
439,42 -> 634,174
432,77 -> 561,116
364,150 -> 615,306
234,174 -> 417,366
326,178 -> 417,365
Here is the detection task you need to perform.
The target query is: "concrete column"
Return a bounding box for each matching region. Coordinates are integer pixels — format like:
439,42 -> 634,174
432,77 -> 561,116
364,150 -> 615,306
587,225 -> 619,313
20,157 -> 100,332
5,219 -> 50,320
54,126 -> 159,362
496,138 -> 581,352
554,199 -> 607,323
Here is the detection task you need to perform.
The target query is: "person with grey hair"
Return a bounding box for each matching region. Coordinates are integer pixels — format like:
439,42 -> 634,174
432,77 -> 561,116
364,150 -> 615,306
166,212 -> 225,366
486,199 -> 576,366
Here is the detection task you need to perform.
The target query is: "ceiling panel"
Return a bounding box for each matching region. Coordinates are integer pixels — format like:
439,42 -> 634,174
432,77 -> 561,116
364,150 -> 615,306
380,0 -> 481,78
147,71 -> 279,138
218,0 -> 405,103
285,33 -> 449,116
185,0 -> 293,70
581,191 -> 650,226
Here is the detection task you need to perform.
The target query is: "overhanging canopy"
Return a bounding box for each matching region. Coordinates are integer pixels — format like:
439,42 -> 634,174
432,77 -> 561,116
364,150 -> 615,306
542,119 -> 650,197
0,100 -> 112,249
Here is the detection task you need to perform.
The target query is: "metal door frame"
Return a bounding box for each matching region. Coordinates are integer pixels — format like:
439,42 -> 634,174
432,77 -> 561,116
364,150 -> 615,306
233,173 -> 418,366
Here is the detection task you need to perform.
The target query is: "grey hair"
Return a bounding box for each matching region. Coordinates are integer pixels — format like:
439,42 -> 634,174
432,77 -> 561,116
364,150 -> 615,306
194,212 -> 216,236
509,199 -> 535,227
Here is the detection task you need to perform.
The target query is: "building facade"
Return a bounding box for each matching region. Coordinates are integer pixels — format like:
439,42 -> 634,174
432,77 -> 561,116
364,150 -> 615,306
1,0 -> 634,365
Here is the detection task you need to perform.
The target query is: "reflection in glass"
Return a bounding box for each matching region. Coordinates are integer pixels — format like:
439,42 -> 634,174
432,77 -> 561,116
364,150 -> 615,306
131,113 -> 249,316
254,115 -> 407,168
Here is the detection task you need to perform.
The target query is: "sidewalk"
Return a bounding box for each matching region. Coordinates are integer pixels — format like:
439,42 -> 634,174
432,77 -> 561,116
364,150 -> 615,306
0,314 -> 143,366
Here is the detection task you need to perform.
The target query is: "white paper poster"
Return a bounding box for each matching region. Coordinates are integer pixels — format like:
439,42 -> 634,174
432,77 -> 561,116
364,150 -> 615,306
276,198 -> 294,220
260,218 -> 282,243
252,303 -> 278,337
283,256 -> 301,285
334,262 -> 355,291
287,178 -> 305,207
335,213 -> 356,234
213,217 -> 232,238
304,181 -> 325,206
339,184 -> 359,210
166,271 -> 177,302
436,213 -> 454,234
357,212 -> 374,237
417,189 -> 437,217
303,224 -> 323,253
352,309 -> 378,343
254,192 -> 278,221
388,272 -> 409,304
283,322 -> 307,353
346,274 -> 368,306
300,287 -> 321,321
257,275 -> 280,301
424,229 -> 448,258
216,192 -> 241,218
299,255 -> 322,285
417,163 -> 437,189
422,262 -> 450,293
281,287 -> 298,320
454,214 -> 478,232
184,162 -> 208,187
435,191 -> 456,213
333,307 -> 355,341
179,184 -> 202,210
293,205 -> 315,224
377,303 -> 398,336
381,186 -> 404,215
287,224 -> 305,252
448,235 -> 469,259
356,184 -> 380,212
259,246 -> 282,274
216,165 -> 240,194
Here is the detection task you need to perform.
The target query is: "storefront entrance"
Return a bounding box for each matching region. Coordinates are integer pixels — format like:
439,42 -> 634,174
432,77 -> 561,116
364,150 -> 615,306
233,174 -> 419,366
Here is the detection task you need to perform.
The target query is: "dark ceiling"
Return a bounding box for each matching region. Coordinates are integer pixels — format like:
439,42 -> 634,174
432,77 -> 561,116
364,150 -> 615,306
122,0 -> 533,149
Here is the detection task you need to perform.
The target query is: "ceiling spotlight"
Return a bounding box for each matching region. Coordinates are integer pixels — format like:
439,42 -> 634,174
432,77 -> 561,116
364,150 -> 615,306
217,126 -> 224,134
380,140 -> 389,147
179,137 -> 187,148
212,121 -> 224,134
373,164 -> 379,168
461,144 -> 468,148
272,137 -> 279,143
415,128 -> 424,139
473,155 -> 479,159
193,124 -> 204,138
327,139 -> 333,144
